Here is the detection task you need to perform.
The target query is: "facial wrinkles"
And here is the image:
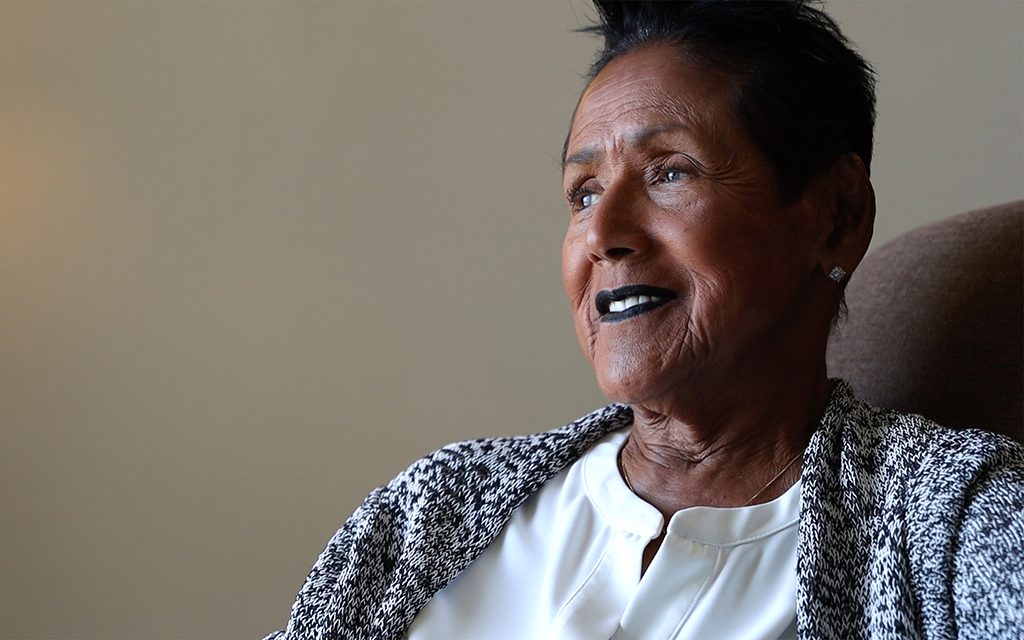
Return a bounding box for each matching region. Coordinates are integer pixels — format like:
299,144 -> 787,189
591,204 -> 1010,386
569,106 -> 739,209
572,59 -> 695,139
656,115 -> 794,249
567,51 -> 769,358
608,296 -> 709,404
570,100 -> 706,165
649,287 -> 726,398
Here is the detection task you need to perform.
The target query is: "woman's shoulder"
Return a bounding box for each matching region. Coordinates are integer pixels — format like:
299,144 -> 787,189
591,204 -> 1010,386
279,403 -> 635,639
801,384 -> 1024,637
807,379 -> 1023,531
815,378 -> 1023,475
379,402 -> 634,502
807,378 -> 1024,551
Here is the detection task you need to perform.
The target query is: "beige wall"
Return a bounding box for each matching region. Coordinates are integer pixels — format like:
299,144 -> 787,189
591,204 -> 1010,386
1,1 -> 1020,637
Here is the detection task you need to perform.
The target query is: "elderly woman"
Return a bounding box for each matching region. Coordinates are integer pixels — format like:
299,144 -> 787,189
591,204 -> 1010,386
267,2 -> 1024,638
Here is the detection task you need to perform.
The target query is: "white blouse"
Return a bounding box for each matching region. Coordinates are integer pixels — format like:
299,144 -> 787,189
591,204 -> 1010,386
407,428 -> 800,640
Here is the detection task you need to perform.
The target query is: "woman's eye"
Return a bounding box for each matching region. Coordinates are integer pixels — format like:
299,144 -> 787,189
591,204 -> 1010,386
659,168 -> 686,183
568,186 -> 600,212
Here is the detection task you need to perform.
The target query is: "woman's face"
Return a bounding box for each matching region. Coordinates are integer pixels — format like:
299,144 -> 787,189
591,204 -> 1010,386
562,45 -> 827,406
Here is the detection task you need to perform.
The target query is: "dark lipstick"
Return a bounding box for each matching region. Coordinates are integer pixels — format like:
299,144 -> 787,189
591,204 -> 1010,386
595,285 -> 678,322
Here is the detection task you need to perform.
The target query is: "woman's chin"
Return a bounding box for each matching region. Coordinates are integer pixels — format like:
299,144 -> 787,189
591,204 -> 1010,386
594,360 -> 682,407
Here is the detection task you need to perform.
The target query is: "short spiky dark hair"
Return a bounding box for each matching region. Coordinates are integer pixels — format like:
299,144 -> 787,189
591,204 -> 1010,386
573,0 -> 876,204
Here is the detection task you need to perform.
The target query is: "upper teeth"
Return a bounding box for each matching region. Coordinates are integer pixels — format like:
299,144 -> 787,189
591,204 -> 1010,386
609,295 -> 661,313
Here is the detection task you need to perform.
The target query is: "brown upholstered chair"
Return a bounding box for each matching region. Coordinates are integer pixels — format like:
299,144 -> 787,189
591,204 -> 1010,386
827,200 -> 1023,444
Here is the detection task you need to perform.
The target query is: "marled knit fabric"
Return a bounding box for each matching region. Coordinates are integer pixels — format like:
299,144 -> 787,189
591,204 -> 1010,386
798,382 -> 1024,639
266,381 -> 1023,639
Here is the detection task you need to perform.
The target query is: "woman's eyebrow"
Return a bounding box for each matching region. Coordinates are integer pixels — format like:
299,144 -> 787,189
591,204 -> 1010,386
563,146 -> 602,169
628,122 -> 693,145
564,123 -> 694,170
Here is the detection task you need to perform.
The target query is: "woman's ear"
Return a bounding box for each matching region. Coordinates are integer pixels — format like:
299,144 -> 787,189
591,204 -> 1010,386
816,152 -> 875,280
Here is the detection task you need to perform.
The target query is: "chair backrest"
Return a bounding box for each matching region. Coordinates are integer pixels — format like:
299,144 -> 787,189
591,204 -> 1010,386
827,201 -> 1023,444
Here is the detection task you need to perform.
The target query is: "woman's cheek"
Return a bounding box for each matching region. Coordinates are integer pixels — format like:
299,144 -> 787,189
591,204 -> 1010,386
561,241 -> 591,309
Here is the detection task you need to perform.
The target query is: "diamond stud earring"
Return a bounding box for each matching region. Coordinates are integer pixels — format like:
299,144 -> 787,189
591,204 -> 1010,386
828,266 -> 847,282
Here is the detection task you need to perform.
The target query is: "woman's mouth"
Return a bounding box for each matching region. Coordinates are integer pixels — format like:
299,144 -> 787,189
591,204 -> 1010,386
596,285 -> 678,323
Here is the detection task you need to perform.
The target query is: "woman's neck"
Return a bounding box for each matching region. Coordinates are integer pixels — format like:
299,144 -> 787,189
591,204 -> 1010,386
619,371 -> 830,517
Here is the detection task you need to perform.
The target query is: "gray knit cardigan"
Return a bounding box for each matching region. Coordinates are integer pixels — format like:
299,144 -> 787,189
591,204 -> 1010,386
267,381 -> 1024,639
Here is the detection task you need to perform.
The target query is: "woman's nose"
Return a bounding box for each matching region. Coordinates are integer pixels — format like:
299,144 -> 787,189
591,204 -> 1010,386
585,188 -> 652,264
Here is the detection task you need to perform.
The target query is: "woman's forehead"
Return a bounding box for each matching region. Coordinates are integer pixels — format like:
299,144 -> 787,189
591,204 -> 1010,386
565,48 -> 739,166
